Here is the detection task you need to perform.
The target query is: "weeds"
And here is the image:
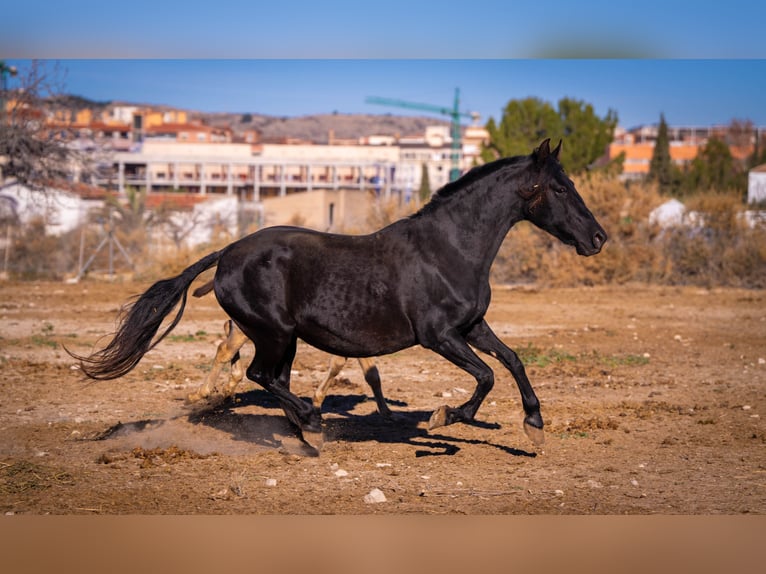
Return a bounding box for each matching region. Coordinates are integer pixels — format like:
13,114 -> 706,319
167,330 -> 208,343
0,460 -> 74,494
29,322 -> 66,349
516,343 -> 577,368
30,335 -> 58,349
601,354 -> 650,367
514,345 -> 650,370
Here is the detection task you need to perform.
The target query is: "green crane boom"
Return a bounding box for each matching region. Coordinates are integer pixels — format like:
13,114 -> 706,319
366,88 -> 478,182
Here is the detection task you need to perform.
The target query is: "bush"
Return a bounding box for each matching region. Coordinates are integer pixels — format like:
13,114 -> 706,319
491,174 -> 669,286
663,192 -> 766,288
3,219 -> 81,280
489,175 -> 765,288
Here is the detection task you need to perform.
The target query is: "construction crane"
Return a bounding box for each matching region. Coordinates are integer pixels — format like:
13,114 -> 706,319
366,88 -> 479,182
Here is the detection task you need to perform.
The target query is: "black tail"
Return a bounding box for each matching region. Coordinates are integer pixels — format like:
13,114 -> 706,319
70,251 -> 221,380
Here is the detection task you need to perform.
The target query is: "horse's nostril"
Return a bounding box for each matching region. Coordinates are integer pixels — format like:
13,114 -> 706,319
593,231 -> 606,249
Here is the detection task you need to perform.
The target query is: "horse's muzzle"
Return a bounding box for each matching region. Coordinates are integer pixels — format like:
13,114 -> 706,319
592,229 -> 607,252
577,229 -> 607,256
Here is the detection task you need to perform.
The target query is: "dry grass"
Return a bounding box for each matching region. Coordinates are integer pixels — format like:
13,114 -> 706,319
491,175 -> 765,288
492,174 -> 670,286
662,191 -> 766,288
4,177 -> 765,288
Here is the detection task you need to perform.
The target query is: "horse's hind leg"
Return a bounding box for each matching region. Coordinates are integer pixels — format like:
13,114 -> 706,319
312,355 -> 348,410
358,357 -> 395,419
312,357 -> 395,420
466,320 -> 544,446
186,319 -> 247,403
223,348 -> 245,396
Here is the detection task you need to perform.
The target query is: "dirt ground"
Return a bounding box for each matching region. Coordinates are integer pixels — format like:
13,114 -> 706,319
0,279 -> 764,515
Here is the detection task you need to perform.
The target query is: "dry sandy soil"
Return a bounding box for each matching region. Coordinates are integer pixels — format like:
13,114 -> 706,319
0,279 -> 764,515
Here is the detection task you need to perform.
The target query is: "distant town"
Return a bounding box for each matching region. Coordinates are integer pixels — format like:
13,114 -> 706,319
2,93 -> 766,241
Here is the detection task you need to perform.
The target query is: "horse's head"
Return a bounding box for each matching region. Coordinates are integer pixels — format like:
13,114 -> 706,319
519,139 -> 607,256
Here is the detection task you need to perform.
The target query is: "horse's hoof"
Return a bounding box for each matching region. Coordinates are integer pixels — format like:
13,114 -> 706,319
301,428 -> 324,451
380,411 -> 402,423
185,392 -> 204,404
523,419 -> 545,446
184,392 -> 223,411
428,405 -> 450,430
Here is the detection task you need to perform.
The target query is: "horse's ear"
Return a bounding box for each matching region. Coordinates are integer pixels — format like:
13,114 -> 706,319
536,138 -> 551,164
552,139 -> 562,159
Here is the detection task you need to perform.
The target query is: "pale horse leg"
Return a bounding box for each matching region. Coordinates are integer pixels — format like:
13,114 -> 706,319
187,320 -> 395,419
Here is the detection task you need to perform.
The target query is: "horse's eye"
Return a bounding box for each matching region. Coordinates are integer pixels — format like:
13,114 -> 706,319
556,186 -> 567,195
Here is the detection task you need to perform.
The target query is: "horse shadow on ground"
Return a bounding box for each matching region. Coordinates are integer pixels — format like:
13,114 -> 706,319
88,388 -> 535,458
187,389 -> 537,458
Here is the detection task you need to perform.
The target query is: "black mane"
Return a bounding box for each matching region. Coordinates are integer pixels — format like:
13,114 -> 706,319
411,154 -> 530,219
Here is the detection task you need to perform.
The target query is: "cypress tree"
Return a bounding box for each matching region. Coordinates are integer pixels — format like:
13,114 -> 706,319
649,113 -> 676,195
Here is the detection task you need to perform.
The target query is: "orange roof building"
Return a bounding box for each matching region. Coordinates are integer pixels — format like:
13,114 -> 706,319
608,124 -> 765,179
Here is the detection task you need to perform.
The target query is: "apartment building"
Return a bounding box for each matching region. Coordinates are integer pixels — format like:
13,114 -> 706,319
54,102 -> 486,230
91,108 -> 487,199
608,124 -> 765,179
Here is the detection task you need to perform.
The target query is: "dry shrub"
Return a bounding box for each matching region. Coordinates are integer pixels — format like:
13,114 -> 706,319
4,219 -> 81,280
492,174 -> 668,286
363,196 -> 420,233
663,191 -> 766,288
491,175 -> 765,288
6,179 -> 764,289
135,232 -> 236,282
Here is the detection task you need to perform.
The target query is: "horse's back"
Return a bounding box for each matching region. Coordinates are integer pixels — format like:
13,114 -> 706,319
213,226 -> 418,356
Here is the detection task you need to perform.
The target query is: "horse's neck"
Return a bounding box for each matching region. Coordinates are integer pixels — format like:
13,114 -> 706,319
412,178 -> 524,276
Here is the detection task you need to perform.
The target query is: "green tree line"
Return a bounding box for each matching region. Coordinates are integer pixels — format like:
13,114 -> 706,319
649,114 -> 766,199
482,97 -> 764,201
481,96 -> 619,174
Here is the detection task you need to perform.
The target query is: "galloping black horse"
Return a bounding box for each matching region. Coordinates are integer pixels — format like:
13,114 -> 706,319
71,139 -> 606,448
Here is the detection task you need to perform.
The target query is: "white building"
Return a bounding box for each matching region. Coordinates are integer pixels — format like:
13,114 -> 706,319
0,182 -> 103,236
747,164 -> 766,204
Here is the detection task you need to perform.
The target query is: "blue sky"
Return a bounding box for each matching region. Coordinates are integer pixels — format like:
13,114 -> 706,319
5,59 -> 766,129
3,2 -> 766,129
4,1 -> 765,59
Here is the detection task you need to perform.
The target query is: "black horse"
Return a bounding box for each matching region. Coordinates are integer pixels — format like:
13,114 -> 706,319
71,139 -> 606,449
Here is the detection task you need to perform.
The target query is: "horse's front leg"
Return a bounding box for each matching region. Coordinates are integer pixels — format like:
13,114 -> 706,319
466,320 -> 544,446
425,329 -> 494,430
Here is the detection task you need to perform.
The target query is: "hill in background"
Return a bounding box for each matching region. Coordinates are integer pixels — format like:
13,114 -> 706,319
57,93 -> 456,144
189,110 -> 451,143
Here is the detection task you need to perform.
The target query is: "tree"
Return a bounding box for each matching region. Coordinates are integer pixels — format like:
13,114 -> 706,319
99,186 -> 156,257
734,120 -> 766,169
751,130 -> 766,168
558,98 -> 618,174
683,137 -> 746,196
0,60 -> 90,190
482,97 -> 560,162
648,113 -> 679,195
481,96 -> 618,174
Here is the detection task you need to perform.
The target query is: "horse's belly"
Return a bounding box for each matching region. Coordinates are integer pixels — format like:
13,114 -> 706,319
296,310 -> 414,358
